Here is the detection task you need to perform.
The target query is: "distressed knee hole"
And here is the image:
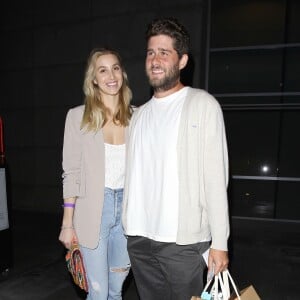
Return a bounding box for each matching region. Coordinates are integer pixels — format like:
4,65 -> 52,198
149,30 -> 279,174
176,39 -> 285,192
110,266 -> 130,273
91,281 -> 101,291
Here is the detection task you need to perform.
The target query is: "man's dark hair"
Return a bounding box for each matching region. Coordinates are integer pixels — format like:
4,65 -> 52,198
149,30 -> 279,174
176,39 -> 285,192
145,17 -> 190,58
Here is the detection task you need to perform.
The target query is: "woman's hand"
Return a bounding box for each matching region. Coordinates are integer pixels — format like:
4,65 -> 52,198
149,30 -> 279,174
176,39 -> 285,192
59,227 -> 77,250
59,197 -> 77,249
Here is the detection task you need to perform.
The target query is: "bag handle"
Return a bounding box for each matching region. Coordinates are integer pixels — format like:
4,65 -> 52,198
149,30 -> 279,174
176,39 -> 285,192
219,270 -> 241,300
201,275 -> 222,300
201,270 -> 241,300
218,272 -> 228,299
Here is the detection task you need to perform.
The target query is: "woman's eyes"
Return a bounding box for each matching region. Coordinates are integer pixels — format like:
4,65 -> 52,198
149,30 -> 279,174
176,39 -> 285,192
98,66 -> 121,73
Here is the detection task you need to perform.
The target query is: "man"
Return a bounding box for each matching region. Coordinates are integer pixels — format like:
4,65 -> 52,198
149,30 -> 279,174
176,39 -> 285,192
122,17 -> 229,300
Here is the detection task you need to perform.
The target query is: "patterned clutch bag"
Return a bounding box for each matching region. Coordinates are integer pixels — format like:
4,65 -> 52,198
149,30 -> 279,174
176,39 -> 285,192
65,240 -> 88,292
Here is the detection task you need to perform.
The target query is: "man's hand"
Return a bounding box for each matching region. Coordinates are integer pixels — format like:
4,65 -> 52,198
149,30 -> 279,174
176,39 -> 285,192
208,248 -> 229,275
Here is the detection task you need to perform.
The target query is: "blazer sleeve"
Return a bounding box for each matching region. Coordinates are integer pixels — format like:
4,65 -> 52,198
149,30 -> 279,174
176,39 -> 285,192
62,108 -> 83,199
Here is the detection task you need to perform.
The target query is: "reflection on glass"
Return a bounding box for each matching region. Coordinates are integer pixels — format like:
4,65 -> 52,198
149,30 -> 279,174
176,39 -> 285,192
224,111 -> 280,176
229,179 -> 275,218
261,165 -> 269,173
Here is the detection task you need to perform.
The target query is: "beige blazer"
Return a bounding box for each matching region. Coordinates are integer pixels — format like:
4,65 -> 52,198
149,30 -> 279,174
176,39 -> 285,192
62,105 -> 128,249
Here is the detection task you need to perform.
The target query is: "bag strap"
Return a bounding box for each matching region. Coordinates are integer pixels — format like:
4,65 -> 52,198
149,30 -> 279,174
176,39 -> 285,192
217,272 -> 229,299
213,275 -> 219,300
222,270 -> 241,300
202,270 -> 241,300
202,275 -> 222,300
201,275 -> 219,300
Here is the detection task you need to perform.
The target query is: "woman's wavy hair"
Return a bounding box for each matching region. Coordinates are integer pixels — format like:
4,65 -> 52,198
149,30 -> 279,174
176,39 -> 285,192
81,48 -> 132,131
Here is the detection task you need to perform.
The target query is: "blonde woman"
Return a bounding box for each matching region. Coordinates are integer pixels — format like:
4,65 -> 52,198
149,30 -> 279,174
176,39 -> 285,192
59,48 -> 132,300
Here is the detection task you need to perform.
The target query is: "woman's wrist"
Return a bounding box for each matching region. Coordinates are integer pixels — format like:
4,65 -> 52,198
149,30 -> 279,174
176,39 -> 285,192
61,225 -> 74,230
62,202 -> 75,208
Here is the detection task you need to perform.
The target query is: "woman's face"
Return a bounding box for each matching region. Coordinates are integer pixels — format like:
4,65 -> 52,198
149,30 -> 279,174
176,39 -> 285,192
93,53 -> 123,97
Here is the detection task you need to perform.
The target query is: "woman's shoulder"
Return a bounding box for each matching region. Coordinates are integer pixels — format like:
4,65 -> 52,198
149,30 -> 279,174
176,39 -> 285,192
67,105 -> 85,119
69,104 -> 85,113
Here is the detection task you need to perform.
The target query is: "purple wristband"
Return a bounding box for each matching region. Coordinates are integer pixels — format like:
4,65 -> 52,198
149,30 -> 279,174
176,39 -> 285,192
63,203 -> 75,208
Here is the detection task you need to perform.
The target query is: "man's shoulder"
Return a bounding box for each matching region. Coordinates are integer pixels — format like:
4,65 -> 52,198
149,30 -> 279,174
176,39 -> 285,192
131,99 -> 152,116
186,87 -> 220,109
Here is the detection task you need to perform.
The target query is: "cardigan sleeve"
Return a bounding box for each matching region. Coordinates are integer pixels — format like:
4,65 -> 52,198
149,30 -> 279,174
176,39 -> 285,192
62,107 -> 83,199
204,99 -> 230,251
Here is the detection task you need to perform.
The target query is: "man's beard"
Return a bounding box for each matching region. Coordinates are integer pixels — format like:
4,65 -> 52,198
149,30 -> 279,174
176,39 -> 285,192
147,63 -> 180,92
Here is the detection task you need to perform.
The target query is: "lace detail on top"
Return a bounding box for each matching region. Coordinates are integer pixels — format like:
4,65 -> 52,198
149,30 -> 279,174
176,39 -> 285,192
104,143 -> 125,189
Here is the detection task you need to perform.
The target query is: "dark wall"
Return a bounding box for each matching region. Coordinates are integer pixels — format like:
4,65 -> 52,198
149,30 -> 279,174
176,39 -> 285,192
0,0 -> 207,212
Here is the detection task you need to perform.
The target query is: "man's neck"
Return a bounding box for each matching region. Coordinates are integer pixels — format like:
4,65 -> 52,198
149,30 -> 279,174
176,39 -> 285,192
153,82 -> 185,98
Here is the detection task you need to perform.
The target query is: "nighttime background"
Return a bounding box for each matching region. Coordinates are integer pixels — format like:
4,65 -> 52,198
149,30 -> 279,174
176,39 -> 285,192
0,0 -> 300,299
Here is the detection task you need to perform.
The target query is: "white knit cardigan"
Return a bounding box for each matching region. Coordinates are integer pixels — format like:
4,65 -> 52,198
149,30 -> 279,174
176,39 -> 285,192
123,87 -> 230,251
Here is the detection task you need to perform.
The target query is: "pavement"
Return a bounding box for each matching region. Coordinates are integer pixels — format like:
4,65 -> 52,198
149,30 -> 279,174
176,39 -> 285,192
0,210 -> 299,299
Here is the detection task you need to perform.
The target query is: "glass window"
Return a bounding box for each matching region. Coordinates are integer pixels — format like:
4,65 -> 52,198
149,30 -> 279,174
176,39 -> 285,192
229,179 -> 276,218
287,0 -> 300,43
278,110 -> 300,177
276,182 -> 300,220
284,48 -> 300,92
223,111 -> 280,176
210,0 -> 300,221
211,0 -> 285,47
209,49 -> 283,94
216,96 -> 282,106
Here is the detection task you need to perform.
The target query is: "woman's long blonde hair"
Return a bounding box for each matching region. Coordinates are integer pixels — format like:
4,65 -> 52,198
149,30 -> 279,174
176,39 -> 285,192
81,48 -> 132,131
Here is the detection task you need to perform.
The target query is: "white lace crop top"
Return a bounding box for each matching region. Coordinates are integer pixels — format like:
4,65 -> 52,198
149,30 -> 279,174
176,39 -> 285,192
104,143 -> 126,189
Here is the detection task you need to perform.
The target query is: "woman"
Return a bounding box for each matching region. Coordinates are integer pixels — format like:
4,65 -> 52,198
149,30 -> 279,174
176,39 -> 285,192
59,48 -> 133,299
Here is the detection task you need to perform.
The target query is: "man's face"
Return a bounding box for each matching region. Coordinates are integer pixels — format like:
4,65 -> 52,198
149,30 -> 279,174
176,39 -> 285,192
145,35 -> 184,92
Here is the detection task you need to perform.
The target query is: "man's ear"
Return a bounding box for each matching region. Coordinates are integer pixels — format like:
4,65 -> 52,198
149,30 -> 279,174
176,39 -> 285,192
179,54 -> 188,70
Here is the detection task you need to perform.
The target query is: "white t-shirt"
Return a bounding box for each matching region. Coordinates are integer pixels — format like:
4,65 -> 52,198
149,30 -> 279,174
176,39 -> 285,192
125,87 -> 188,242
104,143 -> 125,189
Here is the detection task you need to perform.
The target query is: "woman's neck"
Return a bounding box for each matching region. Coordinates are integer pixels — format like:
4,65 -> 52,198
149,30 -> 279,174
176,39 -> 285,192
102,94 -> 119,115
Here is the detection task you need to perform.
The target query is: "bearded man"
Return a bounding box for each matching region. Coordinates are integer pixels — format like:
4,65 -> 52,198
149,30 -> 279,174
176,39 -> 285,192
122,17 -> 230,300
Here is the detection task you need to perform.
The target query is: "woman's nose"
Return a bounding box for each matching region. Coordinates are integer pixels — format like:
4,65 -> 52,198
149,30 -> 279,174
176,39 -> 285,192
109,70 -> 115,79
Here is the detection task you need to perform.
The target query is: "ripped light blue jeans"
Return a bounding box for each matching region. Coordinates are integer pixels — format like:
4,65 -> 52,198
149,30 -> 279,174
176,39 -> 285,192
80,188 -> 130,300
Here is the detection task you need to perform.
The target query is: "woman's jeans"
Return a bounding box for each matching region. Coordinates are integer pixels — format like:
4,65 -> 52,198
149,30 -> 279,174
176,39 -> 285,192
80,188 -> 130,300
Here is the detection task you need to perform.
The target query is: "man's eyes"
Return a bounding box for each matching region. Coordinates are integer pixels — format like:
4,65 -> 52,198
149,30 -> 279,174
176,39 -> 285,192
147,51 -> 169,57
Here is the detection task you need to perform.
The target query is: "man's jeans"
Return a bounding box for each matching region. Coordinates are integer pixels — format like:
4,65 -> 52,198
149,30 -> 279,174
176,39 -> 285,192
80,188 -> 130,300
